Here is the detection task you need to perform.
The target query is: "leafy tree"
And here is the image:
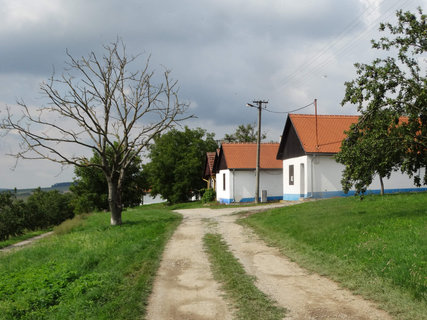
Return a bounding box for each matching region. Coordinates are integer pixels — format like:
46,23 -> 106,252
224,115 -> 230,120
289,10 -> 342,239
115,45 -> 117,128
223,123 -> 266,142
340,8 -> 426,193
336,109 -> 403,196
0,191 -> 26,241
144,127 -> 217,204
26,188 -> 74,228
1,40 -> 191,225
71,145 -> 146,213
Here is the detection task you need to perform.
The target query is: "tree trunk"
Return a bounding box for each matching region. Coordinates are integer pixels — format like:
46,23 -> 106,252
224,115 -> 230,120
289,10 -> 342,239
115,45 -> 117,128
107,180 -> 122,225
379,175 -> 384,196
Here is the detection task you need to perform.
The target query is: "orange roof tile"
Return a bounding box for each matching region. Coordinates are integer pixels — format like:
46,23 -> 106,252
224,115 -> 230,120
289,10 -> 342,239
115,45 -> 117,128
221,143 -> 282,169
290,114 -> 359,153
205,152 -> 216,175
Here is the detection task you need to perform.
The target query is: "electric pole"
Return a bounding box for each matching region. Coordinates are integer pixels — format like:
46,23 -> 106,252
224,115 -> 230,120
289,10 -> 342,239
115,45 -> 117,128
246,100 -> 268,203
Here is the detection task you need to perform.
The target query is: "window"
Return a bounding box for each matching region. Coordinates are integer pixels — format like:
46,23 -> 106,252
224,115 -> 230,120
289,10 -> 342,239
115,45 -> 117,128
289,165 -> 294,185
223,173 -> 226,191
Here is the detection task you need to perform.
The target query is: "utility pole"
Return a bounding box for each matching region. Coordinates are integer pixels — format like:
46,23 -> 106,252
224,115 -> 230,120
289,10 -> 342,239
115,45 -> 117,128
246,100 -> 268,203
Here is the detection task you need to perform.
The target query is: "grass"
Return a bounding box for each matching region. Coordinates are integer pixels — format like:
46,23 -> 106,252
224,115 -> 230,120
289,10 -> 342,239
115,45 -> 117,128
242,192 -> 427,320
147,200 -> 281,210
0,206 -> 181,320
0,229 -> 51,249
203,232 -> 286,320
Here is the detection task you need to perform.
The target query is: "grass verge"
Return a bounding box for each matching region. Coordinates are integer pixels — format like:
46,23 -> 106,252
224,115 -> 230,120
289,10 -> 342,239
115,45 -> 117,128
241,192 -> 427,320
0,206 -> 181,320
203,233 -> 286,320
147,200 -> 281,210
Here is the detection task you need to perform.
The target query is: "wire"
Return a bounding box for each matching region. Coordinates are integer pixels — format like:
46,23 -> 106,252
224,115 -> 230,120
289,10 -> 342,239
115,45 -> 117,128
263,101 -> 314,114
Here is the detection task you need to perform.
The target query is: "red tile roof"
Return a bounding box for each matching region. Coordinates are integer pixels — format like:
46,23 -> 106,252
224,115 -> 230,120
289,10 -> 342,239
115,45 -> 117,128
204,151 -> 217,176
220,143 -> 282,169
290,114 -> 359,153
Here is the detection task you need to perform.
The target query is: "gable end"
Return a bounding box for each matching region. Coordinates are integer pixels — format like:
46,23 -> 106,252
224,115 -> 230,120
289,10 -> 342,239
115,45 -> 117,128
277,116 -> 306,160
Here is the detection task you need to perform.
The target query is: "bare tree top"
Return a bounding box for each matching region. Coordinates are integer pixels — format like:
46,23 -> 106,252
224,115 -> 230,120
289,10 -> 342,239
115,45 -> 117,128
1,40 -> 193,171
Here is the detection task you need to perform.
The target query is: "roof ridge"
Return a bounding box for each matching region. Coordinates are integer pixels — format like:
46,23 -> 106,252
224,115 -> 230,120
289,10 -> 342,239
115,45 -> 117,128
222,142 -> 279,145
290,113 -> 359,118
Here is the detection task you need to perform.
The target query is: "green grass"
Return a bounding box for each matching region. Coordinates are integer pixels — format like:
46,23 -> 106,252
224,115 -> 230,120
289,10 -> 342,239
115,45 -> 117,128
203,233 -> 286,320
147,200 -> 281,211
0,207 -> 181,320
242,192 -> 427,320
0,229 -> 51,249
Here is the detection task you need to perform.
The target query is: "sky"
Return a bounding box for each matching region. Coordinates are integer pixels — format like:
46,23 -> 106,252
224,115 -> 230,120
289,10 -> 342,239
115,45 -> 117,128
0,0 -> 425,189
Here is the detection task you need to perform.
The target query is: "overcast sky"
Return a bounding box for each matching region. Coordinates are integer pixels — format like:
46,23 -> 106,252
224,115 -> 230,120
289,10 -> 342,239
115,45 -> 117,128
0,0 -> 425,189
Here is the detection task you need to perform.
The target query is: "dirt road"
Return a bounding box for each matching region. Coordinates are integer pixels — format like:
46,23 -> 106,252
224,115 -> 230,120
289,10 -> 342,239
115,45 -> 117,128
146,204 -> 392,320
0,231 -> 54,253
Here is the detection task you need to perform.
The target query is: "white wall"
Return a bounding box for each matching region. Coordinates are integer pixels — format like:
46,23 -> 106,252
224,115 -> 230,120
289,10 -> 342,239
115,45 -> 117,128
216,169 -> 233,203
217,169 -> 283,203
283,155 -> 426,200
142,194 -> 165,205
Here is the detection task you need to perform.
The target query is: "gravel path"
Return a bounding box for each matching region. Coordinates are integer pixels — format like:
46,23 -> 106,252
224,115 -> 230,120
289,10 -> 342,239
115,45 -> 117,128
0,231 -> 54,253
146,204 -> 392,320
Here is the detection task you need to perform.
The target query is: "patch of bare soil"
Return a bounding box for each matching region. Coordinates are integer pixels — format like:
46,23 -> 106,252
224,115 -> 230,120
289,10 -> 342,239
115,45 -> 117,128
146,204 -> 392,320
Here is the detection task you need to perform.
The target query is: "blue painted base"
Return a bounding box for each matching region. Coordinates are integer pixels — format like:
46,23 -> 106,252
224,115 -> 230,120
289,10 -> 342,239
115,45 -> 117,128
283,187 -> 427,200
219,195 -> 283,204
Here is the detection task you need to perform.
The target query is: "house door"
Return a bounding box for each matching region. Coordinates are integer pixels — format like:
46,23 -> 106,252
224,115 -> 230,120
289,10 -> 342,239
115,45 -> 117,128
300,163 -> 305,197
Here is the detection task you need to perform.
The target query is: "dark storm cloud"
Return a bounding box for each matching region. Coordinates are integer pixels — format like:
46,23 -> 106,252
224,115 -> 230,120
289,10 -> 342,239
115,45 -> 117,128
1,0 -> 424,188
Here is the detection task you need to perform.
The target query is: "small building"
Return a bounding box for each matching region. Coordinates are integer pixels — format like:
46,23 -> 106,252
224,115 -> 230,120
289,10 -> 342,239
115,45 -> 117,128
276,114 -> 426,200
203,150 -> 219,189
215,143 -> 283,203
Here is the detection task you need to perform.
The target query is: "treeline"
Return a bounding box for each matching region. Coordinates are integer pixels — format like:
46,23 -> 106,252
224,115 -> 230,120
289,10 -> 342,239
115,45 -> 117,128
0,189 -> 74,241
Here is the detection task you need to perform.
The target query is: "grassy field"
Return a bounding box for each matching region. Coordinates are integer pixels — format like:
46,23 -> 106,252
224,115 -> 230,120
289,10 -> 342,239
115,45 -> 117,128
242,192 -> 427,320
204,232 -> 286,320
0,207 -> 181,320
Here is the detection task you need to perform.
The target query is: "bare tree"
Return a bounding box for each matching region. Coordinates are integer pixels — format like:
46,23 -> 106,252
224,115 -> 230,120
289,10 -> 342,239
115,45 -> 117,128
1,40 -> 192,225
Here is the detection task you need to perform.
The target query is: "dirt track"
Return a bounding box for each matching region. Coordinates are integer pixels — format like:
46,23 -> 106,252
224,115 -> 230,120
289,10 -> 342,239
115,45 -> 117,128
146,204 -> 392,320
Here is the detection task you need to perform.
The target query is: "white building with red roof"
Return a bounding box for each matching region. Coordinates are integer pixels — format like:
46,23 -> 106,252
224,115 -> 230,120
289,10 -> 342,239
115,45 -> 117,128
276,114 -> 426,200
214,143 -> 283,203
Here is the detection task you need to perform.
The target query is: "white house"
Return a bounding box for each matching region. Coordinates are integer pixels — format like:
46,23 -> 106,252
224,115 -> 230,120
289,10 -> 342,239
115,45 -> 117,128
276,114 -> 426,200
215,143 -> 283,203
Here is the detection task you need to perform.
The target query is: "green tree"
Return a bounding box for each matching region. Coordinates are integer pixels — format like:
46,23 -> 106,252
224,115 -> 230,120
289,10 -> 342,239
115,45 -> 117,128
1,40 -> 191,225
340,8 -> 426,193
71,145 -> 146,213
144,127 -> 217,204
223,123 -> 266,142
26,188 -> 74,228
0,191 -> 26,241
336,109 -> 403,196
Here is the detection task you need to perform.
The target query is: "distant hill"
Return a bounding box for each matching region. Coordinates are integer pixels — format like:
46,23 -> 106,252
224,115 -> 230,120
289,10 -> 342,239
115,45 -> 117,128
0,182 -> 73,199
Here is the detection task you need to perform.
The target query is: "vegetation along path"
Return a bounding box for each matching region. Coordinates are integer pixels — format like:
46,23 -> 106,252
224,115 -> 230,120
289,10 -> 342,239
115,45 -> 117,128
146,203 -> 391,320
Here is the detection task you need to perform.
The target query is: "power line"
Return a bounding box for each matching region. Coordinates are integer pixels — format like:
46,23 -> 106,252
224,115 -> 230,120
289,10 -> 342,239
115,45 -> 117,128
263,101 -> 314,114
280,0 -> 419,90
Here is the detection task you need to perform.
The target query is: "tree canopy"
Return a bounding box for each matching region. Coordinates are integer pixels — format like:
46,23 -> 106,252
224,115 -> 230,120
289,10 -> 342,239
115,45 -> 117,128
144,127 -> 217,204
338,8 -> 426,195
223,123 -> 266,143
1,40 -> 191,224
71,144 -> 146,213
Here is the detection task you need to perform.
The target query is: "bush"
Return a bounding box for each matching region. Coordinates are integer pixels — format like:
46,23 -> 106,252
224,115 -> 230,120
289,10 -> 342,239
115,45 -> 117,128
26,189 -> 74,228
0,189 -> 75,241
0,192 -> 26,241
201,188 -> 216,203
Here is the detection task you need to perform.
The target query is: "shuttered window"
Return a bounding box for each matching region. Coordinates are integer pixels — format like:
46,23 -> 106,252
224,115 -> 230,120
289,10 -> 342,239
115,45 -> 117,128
289,165 -> 294,185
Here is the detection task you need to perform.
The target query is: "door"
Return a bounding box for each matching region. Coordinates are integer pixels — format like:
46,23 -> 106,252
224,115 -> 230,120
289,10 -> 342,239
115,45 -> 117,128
300,163 -> 305,197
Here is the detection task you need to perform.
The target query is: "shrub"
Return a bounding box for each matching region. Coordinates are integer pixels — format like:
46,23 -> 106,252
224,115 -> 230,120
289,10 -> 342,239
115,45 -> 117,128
202,188 -> 216,203
26,189 -> 74,228
0,192 -> 26,241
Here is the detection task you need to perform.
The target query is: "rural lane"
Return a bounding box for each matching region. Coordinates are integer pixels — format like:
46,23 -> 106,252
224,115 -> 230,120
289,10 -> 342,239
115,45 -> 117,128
146,203 -> 392,320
